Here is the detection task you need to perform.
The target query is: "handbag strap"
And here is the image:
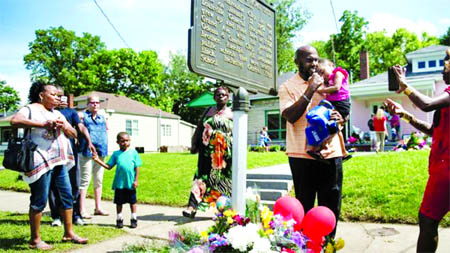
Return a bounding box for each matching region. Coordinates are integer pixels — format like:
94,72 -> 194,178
23,105 -> 32,138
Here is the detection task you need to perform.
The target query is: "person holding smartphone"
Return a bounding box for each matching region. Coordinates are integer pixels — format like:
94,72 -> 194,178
384,48 -> 450,252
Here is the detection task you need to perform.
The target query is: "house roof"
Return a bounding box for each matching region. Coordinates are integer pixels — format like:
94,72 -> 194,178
406,45 -> 449,58
75,91 -> 180,119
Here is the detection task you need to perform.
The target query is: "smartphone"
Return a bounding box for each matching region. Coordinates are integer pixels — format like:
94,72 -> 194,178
388,67 -> 399,91
60,96 -> 68,103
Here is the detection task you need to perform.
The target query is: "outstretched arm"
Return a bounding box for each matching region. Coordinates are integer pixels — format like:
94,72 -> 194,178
393,65 -> 450,111
384,99 -> 433,136
92,155 -> 111,170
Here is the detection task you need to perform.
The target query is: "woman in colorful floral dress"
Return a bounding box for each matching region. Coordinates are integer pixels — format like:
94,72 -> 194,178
183,86 -> 233,218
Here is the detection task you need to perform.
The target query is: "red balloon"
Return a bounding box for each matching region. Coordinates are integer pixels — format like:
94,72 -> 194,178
302,206 -> 336,239
273,196 -> 304,231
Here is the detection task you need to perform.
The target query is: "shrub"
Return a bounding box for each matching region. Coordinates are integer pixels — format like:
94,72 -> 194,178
160,146 -> 168,152
269,145 -> 281,152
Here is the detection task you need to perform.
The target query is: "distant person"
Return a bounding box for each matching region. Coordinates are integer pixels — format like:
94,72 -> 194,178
384,48 -> 450,252
368,113 -> 376,151
10,81 -> 87,250
183,86 -> 233,219
48,87 -> 97,227
93,132 -> 142,229
390,113 -> 401,141
373,108 -> 387,152
259,126 -> 271,152
79,95 -> 109,218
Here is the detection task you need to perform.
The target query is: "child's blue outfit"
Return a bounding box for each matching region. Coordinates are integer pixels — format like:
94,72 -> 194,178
107,148 -> 142,204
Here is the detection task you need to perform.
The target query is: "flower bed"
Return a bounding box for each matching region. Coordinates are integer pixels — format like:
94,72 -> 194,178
168,189 -> 344,253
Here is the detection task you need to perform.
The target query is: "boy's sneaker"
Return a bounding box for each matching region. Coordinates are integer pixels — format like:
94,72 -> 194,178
51,218 -> 62,227
116,219 -> 124,229
74,217 -> 85,226
130,219 -> 138,229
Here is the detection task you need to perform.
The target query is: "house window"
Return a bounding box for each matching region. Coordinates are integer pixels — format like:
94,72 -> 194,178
265,110 -> 286,140
440,60 -> 444,66
428,60 -> 436,68
161,124 -> 172,137
125,120 -> 139,136
418,61 -> 425,69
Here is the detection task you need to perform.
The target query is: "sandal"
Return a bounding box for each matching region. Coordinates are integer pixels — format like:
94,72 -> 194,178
62,234 -> 88,244
182,209 -> 197,219
29,241 -> 53,250
80,212 -> 92,219
94,209 -> 109,216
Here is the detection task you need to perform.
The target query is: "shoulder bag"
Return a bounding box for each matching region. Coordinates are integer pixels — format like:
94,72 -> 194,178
2,106 -> 39,173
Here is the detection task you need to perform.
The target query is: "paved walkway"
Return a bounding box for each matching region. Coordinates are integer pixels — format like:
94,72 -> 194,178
1,163 -> 449,252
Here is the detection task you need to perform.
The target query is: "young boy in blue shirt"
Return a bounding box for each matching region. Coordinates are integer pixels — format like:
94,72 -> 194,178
93,132 -> 142,228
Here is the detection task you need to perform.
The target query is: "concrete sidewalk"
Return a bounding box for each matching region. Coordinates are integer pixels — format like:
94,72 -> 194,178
1,190 -> 449,252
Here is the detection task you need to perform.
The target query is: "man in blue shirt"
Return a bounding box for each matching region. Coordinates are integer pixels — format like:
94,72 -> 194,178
49,87 -> 96,226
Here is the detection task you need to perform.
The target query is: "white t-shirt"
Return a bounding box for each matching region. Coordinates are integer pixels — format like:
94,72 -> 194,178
17,104 -> 75,184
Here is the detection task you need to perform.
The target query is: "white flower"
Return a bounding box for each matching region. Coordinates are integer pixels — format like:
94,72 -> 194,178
249,237 -> 276,253
225,223 -> 260,252
245,187 -> 261,204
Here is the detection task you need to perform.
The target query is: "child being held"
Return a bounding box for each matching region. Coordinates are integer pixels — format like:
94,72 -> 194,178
259,126 -> 271,152
306,58 -> 351,163
93,132 -> 142,229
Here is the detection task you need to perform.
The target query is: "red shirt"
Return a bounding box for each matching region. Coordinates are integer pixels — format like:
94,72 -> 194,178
429,86 -> 450,172
373,116 -> 387,132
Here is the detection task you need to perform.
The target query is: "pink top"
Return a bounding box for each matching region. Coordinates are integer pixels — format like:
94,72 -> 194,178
326,67 -> 350,101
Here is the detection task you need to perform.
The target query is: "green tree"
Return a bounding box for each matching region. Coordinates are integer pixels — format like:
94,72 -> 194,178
164,52 -> 213,124
0,80 -> 21,112
439,27 -> 450,46
266,0 -> 310,74
326,10 -> 368,82
78,49 -> 168,111
23,26 -> 105,95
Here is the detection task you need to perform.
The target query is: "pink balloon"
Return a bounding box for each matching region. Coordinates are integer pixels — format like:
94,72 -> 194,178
302,206 -> 336,239
273,196 -> 304,231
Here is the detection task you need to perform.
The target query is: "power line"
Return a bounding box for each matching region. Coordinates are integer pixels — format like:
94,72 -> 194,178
92,0 -> 130,48
329,0 -> 339,65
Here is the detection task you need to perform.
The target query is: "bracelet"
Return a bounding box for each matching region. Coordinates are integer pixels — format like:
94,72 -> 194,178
404,87 -> 413,96
401,113 -> 413,123
302,94 -> 310,103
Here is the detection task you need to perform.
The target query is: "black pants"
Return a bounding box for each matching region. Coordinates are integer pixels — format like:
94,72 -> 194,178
289,157 -> 343,238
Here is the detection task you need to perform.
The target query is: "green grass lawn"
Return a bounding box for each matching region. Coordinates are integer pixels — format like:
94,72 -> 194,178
1,150 -> 448,226
342,150 -> 449,226
0,152 -> 288,206
0,211 -> 124,252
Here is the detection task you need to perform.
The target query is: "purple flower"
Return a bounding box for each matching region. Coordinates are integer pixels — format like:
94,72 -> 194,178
291,231 -> 306,248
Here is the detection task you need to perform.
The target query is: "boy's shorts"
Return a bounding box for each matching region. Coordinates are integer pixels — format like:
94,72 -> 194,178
114,189 -> 137,205
419,163 -> 450,221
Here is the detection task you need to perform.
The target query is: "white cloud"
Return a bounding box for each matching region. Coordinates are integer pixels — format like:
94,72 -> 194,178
369,13 -> 438,37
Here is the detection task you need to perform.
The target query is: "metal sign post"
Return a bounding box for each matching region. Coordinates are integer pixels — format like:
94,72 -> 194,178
231,87 -> 249,215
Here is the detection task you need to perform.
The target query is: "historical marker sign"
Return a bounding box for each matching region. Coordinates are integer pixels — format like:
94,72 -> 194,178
188,0 -> 277,95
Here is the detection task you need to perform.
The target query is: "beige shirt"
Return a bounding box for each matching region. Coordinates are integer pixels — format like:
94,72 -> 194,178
279,73 -> 344,159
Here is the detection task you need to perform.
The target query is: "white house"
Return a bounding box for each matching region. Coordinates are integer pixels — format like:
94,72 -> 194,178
349,45 -> 449,137
0,91 -> 196,154
74,91 -> 196,153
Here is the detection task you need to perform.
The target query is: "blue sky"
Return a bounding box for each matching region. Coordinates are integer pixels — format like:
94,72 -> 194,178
1,0 -> 449,104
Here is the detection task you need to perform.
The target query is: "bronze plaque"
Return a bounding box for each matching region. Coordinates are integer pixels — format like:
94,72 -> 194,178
188,0 -> 277,95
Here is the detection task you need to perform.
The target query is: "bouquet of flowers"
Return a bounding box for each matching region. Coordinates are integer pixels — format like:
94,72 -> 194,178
169,188 -> 344,253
